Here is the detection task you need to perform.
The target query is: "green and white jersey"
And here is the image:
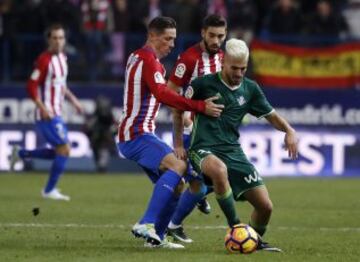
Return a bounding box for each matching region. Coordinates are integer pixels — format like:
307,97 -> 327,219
187,73 -> 274,151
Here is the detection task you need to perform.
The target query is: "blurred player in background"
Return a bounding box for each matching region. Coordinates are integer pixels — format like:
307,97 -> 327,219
10,24 -> 83,201
116,16 -> 223,248
187,39 -> 298,251
167,14 -> 227,243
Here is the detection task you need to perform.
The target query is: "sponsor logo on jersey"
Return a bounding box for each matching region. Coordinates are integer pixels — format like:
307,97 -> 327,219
154,72 -> 165,84
30,69 -> 41,81
185,86 -> 194,98
175,63 -> 186,78
237,96 -> 246,106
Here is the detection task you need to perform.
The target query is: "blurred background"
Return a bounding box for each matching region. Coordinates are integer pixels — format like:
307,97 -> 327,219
0,0 -> 359,176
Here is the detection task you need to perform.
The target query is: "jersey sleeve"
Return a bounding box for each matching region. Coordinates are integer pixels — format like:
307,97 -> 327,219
143,57 -> 205,113
184,77 -> 204,100
248,83 -> 274,118
26,54 -> 50,100
168,53 -> 195,87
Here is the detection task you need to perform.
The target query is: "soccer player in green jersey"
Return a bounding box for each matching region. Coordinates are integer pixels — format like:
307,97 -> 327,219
186,38 -> 298,252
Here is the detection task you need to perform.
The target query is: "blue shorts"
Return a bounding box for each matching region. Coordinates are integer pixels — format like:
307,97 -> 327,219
117,134 -> 173,183
36,116 -> 69,147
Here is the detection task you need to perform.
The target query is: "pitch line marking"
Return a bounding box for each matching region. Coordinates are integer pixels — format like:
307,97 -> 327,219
0,223 -> 360,232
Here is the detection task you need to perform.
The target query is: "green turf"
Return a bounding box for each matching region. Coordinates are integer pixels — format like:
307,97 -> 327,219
0,173 -> 359,261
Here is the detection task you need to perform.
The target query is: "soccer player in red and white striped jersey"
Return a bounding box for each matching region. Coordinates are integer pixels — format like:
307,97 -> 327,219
166,14 -> 227,243
10,24 -> 83,201
116,16 -> 223,248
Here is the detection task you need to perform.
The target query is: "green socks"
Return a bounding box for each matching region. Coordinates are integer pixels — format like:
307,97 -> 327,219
216,188 -> 240,226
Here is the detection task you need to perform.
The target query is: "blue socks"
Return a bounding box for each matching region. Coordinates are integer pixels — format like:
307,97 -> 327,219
18,148 -> 66,193
140,170 -> 181,224
19,148 -> 56,160
155,194 -> 179,240
170,183 -> 207,226
44,155 -> 68,193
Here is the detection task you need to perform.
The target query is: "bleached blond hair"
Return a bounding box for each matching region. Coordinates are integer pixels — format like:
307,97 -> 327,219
225,38 -> 249,61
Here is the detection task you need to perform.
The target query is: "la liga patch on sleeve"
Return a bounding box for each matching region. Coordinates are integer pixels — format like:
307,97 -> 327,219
174,63 -> 186,78
184,86 -> 194,98
154,72 -> 165,84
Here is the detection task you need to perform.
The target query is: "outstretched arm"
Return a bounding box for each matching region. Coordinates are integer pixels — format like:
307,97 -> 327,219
265,111 -> 298,160
145,60 -> 223,117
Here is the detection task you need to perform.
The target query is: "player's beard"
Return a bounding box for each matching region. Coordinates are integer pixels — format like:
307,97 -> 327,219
204,40 -> 220,55
228,73 -> 242,86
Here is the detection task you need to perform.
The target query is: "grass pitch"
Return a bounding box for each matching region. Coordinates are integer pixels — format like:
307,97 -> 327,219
0,173 -> 359,262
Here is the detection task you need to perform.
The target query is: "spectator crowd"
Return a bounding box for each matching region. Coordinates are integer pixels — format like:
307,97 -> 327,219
0,0 -> 358,82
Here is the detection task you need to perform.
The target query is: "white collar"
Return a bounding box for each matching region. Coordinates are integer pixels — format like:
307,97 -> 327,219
218,73 -> 242,91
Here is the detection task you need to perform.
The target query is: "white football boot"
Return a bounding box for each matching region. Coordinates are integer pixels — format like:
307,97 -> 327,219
41,188 -> 70,201
131,223 -> 161,245
144,237 -> 185,249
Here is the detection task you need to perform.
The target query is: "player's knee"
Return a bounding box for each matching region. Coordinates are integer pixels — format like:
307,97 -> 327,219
217,163 -> 228,177
212,162 -> 228,182
56,144 -> 70,157
172,159 -> 187,175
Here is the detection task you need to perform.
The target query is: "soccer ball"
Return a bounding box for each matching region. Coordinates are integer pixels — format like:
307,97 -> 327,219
224,223 -> 259,254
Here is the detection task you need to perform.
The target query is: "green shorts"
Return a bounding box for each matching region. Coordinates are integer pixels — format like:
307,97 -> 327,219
189,147 -> 265,201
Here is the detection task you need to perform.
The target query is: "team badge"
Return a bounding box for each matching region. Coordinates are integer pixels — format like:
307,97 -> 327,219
237,96 -> 246,106
184,86 -> 194,98
154,72 -> 165,84
30,69 -> 40,81
175,63 -> 186,78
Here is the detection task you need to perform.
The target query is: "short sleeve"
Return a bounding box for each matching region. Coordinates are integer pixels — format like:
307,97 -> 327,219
143,57 -> 167,90
31,55 -> 49,81
248,83 -> 274,118
168,53 -> 195,87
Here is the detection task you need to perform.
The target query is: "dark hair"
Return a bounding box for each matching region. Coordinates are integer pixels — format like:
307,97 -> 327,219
45,23 -> 65,38
148,16 -> 176,34
202,14 -> 227,29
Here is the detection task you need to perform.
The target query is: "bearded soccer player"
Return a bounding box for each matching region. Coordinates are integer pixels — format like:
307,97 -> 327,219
166,14 -> 227,243
116,16 -> 223,248
10,24 -> 83,201
187,39 -> 298,251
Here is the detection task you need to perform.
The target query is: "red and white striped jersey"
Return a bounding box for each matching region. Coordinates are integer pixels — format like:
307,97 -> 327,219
27,51 -> 68,120
169,43 -> 223,89
169,43 -> 223,134
118,46 -> 205,142
118,47 -> 163,142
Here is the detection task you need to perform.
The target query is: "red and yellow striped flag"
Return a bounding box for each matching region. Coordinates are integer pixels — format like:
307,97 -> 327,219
251,39 -> 360,89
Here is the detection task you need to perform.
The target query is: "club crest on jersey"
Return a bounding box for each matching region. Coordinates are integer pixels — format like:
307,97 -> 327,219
127,54 -> 138,68
175,63 -> 186,78
154,72 -> 165,84
184,86 -> 194,98
237,96 -> 246,106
